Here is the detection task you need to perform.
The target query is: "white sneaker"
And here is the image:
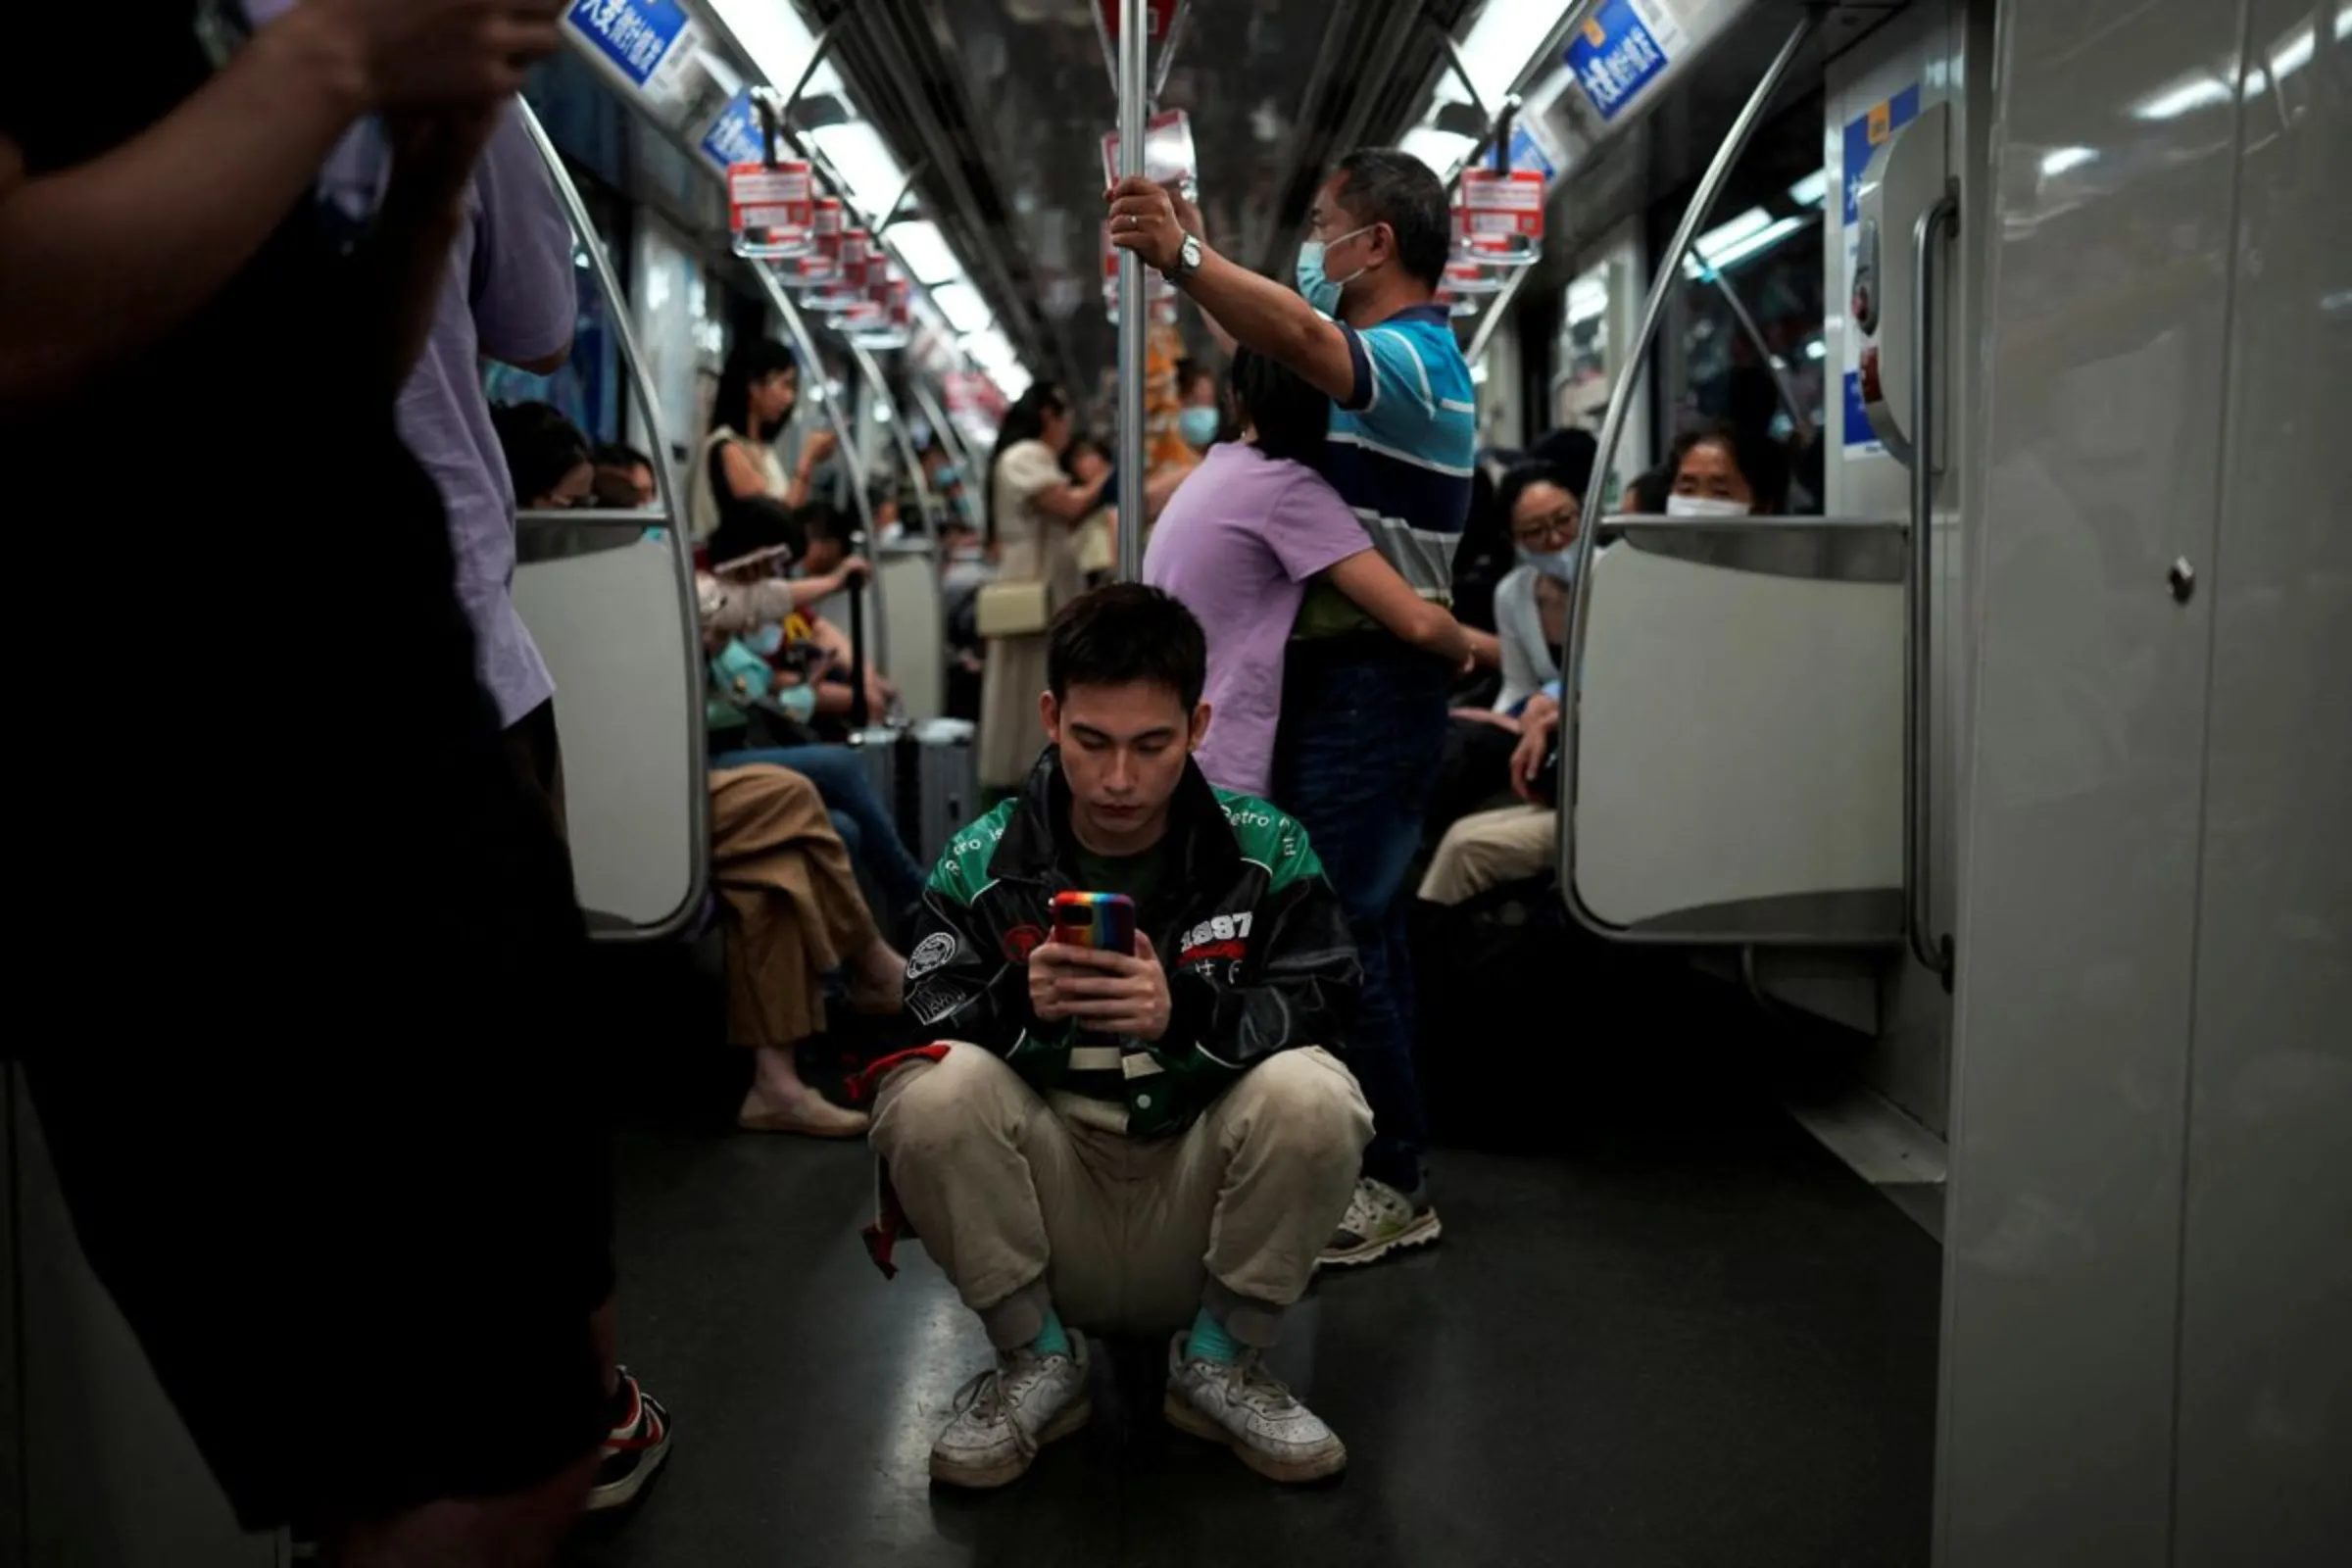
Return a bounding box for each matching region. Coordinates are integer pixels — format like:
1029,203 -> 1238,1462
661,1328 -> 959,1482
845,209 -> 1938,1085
1319,1175 -> 1442,1269
1163,1333 -> 1348,1483
929,1332 -> 1092,1489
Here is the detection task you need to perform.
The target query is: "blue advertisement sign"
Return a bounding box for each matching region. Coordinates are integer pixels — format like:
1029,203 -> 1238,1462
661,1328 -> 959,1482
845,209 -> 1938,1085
1565,0 -> 1673,122
1841,84 -> 1922,223
1843,368 -> 1877,450
701,87 -> 765,175
1506,124 -> 1555,184
565,0 -> 693,90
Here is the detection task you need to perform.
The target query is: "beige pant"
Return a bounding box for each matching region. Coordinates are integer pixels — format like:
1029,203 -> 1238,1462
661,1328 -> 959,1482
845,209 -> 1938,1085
870,1044 -> 1371,1350
1418,804 -> 1559,906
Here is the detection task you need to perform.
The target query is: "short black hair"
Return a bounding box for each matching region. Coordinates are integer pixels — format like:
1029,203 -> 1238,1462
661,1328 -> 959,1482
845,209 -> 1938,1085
490,401 -> 588,507
707,495 -> 806,568
1670,418 -> 1791,514
595,442 -> 654,470
1047,583 -> 1207,710
1332,148 -> 1452,291
1174,357 -> 1214,400
1230,345 -> 1329,466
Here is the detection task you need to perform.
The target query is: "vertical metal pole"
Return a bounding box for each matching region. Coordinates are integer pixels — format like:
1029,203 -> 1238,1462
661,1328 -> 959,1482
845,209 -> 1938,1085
1552,7 -> 1822,928
850,338 -> 944,534
1114,0 -> 1150,583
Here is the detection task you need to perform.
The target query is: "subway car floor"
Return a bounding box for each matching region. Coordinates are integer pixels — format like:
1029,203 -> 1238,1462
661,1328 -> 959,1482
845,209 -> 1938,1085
561,984 -> 1942,1568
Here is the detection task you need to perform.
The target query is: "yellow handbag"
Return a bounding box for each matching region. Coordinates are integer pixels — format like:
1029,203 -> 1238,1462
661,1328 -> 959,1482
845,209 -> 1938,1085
975,578 -> 1054,639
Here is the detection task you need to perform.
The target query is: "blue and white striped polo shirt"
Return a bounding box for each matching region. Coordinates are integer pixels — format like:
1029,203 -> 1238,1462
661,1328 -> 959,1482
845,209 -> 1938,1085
1297,303 -> 1478,638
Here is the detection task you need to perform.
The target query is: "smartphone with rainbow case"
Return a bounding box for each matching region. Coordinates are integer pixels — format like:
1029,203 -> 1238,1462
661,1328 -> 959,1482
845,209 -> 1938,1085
1051,891 -> 1137,956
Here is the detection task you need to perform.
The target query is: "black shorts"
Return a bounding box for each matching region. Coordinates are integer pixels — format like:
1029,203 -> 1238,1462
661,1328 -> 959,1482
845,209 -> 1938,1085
26,1030 -> 616,1531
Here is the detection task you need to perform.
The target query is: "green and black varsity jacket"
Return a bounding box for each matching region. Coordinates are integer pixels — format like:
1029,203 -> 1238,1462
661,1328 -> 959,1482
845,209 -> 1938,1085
900,747 -> 1360,1138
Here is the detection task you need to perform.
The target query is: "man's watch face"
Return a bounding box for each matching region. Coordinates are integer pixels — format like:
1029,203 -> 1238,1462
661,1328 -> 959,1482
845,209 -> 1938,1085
1179,235 -> 1202,272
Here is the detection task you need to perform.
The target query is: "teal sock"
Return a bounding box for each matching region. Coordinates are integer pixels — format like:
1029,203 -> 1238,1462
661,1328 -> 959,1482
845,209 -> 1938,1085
1184,1305 -> 1241,1365
1030,1307 -> 1070,1358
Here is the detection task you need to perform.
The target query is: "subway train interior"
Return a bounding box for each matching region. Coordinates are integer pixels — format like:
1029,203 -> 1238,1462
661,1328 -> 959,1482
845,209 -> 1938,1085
4,0 -> 2345,1563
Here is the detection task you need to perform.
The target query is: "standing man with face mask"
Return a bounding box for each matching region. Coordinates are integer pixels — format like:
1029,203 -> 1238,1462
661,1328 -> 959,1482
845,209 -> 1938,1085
1110,151 -> 1469,1268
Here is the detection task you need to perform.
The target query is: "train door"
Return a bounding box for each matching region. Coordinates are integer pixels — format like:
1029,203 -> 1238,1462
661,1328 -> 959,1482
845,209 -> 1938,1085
1822,0 -> 1995,1141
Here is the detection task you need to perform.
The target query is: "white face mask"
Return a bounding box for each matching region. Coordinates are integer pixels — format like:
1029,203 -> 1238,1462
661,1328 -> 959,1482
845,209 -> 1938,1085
1666,494 -> 1753,518
1519,546 -> 1579,583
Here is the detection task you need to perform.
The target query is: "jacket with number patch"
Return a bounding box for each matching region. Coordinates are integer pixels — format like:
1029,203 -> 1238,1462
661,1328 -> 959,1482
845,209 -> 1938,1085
897,746 -> 1359,1138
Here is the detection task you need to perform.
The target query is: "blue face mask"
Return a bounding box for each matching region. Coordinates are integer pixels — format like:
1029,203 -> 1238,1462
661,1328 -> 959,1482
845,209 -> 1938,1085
772,681 -> 817,721
1294,224 -> 1374,315
1178,407 -> 1221,450
746,622 -> 786,658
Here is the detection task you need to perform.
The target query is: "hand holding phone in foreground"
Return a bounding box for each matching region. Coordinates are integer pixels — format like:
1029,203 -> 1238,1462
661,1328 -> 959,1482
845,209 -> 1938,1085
1030,934 -> 1171,1043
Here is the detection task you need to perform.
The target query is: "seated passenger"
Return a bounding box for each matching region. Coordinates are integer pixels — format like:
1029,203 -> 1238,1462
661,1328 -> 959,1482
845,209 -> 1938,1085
1488,458 -> 1591,716
1426,458 -> 1592,833
709,763 -> 906,1137
701,505 -> 929,920
862,584 -> 1370,1488
1144,347 -> 1474,799
1419,424 -> 1783,905
1663,417 -> 1789,516
783,501 -> 898,728
594,442 -> 659,508
491,400 -> 595,510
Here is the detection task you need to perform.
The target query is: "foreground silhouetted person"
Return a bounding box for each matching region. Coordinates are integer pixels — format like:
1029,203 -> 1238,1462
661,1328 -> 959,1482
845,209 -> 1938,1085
2,3 -> 616,1562
859,584 -> 1370,1486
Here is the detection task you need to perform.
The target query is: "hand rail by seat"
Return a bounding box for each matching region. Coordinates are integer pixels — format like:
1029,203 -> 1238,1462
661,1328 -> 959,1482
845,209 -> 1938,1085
515,101 -> 709,945
1905,186 -> 1960,984
1554,4 -> 1826,942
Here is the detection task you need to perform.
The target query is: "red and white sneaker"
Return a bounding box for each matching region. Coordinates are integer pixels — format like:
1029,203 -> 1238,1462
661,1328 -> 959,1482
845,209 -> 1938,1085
587,1368 -> 671,1512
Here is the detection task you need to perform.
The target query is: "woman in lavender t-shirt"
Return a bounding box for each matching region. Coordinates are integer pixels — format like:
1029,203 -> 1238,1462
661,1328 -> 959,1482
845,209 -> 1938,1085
1144,349 -> 1473,798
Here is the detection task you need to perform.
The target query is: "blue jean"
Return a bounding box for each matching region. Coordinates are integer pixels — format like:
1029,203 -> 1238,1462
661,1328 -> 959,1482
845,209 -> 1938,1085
1273,642 -> 1452,1194
710,745 -> 928,910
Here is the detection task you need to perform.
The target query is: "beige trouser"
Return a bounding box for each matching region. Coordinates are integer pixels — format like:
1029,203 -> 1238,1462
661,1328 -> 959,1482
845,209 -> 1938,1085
870,1044 -> 1371,1350
1418,804 -> 1559,906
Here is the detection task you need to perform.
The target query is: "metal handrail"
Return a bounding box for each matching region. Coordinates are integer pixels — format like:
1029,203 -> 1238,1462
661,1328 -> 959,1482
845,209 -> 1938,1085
1905,186 -> 1960,983
1690,240 -> 1810,442
746,262 -> 889,725
847,337 -> 946,536
515,507 -> 667,531
1113,0 -> 1150,583
514,101 -> 710,944
1554,5 -> 1829,944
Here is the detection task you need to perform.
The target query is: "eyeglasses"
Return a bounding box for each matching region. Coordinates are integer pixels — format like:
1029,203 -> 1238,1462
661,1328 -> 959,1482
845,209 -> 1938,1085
1511,507 -> 1579,546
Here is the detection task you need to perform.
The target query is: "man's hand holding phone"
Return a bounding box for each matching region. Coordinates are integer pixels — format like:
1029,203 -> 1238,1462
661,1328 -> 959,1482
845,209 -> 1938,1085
1029,934 -> 1171,1043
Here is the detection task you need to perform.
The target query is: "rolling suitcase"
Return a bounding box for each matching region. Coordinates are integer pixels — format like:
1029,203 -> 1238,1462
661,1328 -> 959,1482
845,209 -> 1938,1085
902,718 -> 979,863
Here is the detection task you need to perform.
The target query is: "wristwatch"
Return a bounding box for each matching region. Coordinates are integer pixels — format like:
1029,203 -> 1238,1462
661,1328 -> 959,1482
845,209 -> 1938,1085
1162,233 -> 1203,286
